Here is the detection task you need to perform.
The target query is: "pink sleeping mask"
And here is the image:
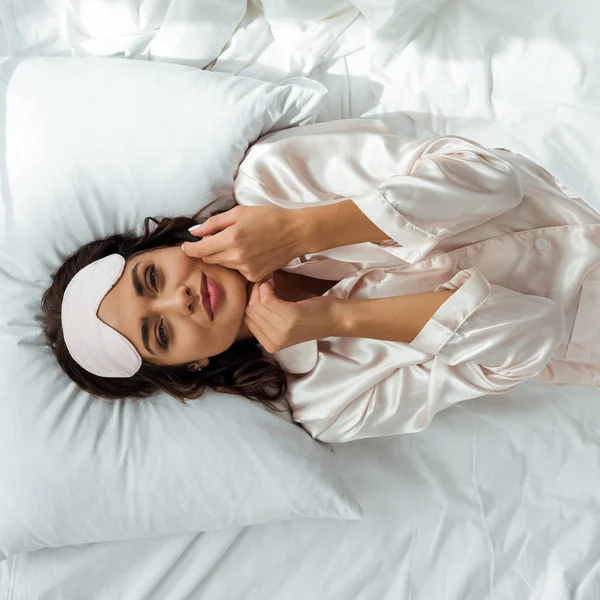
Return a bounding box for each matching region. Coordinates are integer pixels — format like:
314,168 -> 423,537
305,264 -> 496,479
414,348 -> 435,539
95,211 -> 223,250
61,254 -> 142,378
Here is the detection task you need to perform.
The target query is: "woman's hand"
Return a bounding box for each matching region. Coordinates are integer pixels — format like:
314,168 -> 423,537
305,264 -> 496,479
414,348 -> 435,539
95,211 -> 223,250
244,280 -> 342,353
181,206 -> 309,282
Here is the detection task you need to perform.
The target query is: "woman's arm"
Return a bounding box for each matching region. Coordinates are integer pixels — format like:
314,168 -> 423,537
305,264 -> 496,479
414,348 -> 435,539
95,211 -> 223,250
277,269 -> 567,443
295,136 -> 523,260
331,289 -> 455,343
183,127 -> 523,280
180,201 -> 386,283
300,200 -> 389,254
244,267 -> 565,361
243,279 -> 454,353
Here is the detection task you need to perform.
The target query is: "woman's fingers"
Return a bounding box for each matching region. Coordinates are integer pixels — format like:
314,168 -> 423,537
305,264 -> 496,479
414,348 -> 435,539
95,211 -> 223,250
243,315 -> 277,352
246,281 -> 309,352
182,205 -> 298,279
182,224 -> 265,280
197,250 -> 236,266
247,299 -> 287,332
181,232 -> 231,259
247,281 -> 262,306
245,282 -> 291,348
246,285 -> 287,328
245,306 -> 273,335
248,282 -> 287,320
182,209 -> 245,258
190,210 -> 239,237
258,280 -> 283,307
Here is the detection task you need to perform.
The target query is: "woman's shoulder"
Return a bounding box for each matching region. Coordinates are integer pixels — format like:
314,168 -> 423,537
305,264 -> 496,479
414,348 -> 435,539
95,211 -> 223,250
250,118 -> 396,152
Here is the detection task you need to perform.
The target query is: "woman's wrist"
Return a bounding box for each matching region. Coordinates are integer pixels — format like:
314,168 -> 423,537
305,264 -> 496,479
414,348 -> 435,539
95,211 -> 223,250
324,297 -> 354,338
294,201 -> 389,258
322,292 -> 456,343
292,206 -> 327,256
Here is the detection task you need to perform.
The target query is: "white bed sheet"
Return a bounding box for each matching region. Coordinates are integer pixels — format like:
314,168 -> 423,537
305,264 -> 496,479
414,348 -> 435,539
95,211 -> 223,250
3,1 -> 600,598
3,383 -> 600,599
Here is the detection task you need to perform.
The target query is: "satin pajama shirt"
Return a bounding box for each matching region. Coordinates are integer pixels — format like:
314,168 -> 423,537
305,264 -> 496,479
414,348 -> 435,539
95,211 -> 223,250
234,118 -> 600,443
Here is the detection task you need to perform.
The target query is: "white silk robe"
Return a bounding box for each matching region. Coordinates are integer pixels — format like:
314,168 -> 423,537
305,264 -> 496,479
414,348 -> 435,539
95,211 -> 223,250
234,118 -> 600,443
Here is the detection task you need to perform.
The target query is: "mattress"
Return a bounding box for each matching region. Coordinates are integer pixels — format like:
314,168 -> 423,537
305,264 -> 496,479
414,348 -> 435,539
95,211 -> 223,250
2,1 -> 600,598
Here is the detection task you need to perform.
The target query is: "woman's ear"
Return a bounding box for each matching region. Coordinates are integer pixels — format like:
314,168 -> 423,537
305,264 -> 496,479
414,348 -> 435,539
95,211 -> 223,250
186,359 -> 209,372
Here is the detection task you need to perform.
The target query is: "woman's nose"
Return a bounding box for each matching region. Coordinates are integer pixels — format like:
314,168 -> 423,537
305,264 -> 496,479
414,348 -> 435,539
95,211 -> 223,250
155,286 -> 192,315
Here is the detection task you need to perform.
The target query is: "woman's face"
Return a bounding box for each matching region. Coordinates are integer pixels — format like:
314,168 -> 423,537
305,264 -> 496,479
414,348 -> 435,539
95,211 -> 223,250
97,246 -> 249,369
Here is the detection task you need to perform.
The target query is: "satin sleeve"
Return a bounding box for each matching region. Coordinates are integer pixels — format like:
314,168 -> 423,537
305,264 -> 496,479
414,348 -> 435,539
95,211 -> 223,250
351,137 -> 524,263
289,269 -> 565,443
235,119 -> 523,264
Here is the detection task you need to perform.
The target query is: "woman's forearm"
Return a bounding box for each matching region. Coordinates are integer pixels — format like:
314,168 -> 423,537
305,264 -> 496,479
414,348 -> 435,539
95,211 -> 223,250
329,291 -> 455,343
298,200 -> 389,255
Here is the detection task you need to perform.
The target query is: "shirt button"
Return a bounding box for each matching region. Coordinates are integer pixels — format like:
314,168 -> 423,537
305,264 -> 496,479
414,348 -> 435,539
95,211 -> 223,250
458,257 -> 470,269
535,238 -> 549,250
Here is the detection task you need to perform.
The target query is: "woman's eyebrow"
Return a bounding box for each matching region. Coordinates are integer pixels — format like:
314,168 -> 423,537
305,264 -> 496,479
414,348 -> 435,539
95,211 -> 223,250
131,263 -> 144,297
141,317 -> 155,356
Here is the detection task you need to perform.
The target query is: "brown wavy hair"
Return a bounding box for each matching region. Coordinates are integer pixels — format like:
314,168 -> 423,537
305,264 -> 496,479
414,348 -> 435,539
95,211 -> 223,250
40,215 -> 287,408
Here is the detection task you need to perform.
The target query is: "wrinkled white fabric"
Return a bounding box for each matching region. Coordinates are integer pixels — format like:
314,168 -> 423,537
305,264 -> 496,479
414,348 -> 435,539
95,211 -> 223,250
65,0 -> 170,57
210,0 -> 361,81
235,119 -> 600,442
149,0 -> 246,68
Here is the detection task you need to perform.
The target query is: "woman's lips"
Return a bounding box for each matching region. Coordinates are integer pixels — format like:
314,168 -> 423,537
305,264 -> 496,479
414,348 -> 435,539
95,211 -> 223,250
206,275 -> 221,316
199,273 -> 213,321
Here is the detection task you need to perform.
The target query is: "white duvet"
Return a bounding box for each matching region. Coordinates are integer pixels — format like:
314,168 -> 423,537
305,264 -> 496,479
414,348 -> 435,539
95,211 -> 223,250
2,1 -> 600,598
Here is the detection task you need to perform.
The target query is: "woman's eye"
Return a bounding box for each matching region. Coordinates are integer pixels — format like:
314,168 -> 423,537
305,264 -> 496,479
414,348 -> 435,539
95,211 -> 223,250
158,322 -> 168,348
149,265 -> 158,291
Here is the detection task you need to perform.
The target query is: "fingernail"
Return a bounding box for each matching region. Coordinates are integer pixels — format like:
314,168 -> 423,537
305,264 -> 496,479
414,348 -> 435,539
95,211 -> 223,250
188,224 -> 202,232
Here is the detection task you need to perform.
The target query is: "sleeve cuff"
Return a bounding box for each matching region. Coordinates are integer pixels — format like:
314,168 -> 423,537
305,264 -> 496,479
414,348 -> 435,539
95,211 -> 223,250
411,268 -> 491,355
351,190 -> 438,264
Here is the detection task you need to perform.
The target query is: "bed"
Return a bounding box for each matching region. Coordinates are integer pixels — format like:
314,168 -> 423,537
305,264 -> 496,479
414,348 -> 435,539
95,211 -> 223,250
2,1 -> 600,598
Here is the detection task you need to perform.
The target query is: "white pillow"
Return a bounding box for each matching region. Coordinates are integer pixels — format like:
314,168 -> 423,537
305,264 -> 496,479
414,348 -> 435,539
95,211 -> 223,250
0,57 -> 359,560
0,57 -> 325,279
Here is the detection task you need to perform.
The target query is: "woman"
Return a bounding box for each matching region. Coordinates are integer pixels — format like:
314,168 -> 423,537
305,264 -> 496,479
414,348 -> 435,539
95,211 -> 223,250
42,119 -> 600,443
